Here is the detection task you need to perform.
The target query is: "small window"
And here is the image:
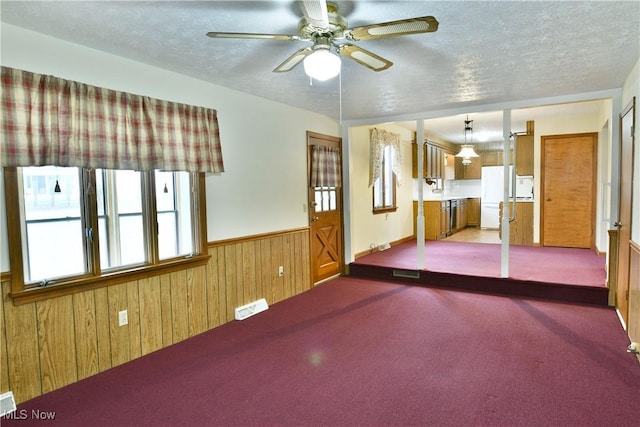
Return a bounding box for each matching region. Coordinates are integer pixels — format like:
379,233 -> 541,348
373,144 -> 397,213
19,166 -> 87,283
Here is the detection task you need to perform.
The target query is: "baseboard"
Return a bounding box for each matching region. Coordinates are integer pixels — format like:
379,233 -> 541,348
354,236 -> 414,260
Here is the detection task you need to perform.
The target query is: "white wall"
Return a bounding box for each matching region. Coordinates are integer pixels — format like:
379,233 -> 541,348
0,24 -> 339,271
621,58 -> 639,243
347,123 -> 414,257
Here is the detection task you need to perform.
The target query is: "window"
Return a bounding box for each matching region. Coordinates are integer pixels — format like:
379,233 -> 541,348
5,166 -> 207,303
373,144 -> 397,213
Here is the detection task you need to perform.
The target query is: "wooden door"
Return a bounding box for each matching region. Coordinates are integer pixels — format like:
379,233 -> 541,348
307,131 -> 343,285
541,133 -> 597,248
616,98 -> 635,324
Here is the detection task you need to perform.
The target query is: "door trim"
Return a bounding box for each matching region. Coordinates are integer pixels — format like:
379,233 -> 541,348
307,131 -> 345,285
540,132 -> 598,249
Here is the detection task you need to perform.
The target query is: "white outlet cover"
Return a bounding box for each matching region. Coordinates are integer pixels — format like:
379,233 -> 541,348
118,309 -> 128,326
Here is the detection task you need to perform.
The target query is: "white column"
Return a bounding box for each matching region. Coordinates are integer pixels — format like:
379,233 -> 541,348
416,119 -> 425,270
501,110 -> 511,278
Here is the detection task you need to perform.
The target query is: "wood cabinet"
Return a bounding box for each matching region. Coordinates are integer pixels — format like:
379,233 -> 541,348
412,143 -> 445,179
499,202 -> 533,245
440,200 -> 451,239
456,198 -> 468,231
481,150 -> 512,166
481,150 -> 501,166
454,156 -> 481,180
467,198 -> 481,227
516,134 -> 534,176
413,201 -> 443,240
450,199 -> 465,232
414,199 -> 476,240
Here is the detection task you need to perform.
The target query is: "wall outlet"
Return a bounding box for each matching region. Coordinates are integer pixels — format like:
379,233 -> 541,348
278,266 -> 284,277
118,309 -> 128,326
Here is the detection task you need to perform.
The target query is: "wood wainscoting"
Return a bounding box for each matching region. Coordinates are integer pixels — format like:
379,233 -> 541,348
629,241 -> 640,350
0,228 -> 310,404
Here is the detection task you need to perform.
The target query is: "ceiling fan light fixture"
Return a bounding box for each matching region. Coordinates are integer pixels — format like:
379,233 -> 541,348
303,47 -> 341,81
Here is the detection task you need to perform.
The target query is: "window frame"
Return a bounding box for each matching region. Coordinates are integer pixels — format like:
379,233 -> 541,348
4,167 -> 209,305
372,145 -> 398,214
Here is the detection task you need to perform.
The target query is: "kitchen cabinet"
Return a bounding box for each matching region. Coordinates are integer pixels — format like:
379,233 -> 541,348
456,198 -> 468,231
481,150 -> 502,166
499,201 -> 533,245
439,200 -> 451,239
481,150 -> 512,166
413,201 -> 442,240
516,134 -> 534,176
467,198 -> 481,227
412,142 -> 445,180
454,156 -> 481,180
414,199 -> 474,240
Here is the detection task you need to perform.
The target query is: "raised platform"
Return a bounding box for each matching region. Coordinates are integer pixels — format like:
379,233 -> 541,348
348,263 -> 609,306
348,240 -> 609,306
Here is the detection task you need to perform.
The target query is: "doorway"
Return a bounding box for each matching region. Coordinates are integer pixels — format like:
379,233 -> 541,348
307,131 -> 344,285
541,133 -> 597,248
615,98 -> 635,325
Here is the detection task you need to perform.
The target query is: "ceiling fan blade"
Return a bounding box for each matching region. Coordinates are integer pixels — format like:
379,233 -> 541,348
348,16 -> 439,41
206,32 -> 300,41
300,0 -> 330,29
337,44 -> 393,72
273,47 -> 313,73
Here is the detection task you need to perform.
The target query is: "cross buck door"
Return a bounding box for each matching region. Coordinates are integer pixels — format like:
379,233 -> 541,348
307,131 -> 343,285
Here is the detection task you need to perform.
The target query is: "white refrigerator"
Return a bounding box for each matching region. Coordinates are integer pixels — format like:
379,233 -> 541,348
480,166 -> 511,229
481,166 -> 534,229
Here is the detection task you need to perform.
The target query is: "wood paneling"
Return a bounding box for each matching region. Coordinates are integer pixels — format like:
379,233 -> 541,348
2,281 -> 41,403
108,283 -> 130,367
94,288 -> 112,372
138,276 -> 163,355
72,291 -> 99,381
37,295 -> 77,393
1,228 -> 311,404
0,281 -> 9,394
628,242 -> 640,344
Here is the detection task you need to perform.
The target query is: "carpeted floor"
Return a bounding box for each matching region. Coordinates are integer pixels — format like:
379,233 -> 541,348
353,240 -> 606,287
4,277 -> 637,426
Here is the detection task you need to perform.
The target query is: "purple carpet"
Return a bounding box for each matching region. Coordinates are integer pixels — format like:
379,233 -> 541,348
354,240 -> 606,287
3,277 -> 638,426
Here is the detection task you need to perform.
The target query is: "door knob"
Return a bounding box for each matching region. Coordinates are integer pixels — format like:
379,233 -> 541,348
311,216 -> 319,222
614,221 -> 623,227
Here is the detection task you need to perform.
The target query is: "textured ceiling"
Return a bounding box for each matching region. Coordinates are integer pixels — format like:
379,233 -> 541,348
1,1 -> 639,143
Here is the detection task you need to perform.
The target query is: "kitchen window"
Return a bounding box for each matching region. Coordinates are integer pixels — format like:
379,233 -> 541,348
4,166 -> 208,304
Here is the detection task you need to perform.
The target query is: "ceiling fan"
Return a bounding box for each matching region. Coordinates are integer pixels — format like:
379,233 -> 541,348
206,0 -> 438,80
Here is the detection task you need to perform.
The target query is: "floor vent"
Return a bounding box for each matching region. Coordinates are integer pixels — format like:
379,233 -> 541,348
235,298 -> 269,321
378,242 -> 391,251
0,391 -> 16,417
393,269 -> 420,279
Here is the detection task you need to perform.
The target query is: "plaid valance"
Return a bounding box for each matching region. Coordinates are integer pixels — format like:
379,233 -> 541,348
0,67 -> 224,173
311,145 -> 341,187
369,128 -> 401,187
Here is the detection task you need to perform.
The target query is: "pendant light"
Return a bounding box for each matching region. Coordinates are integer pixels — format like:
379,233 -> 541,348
455,115 -> 479,165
